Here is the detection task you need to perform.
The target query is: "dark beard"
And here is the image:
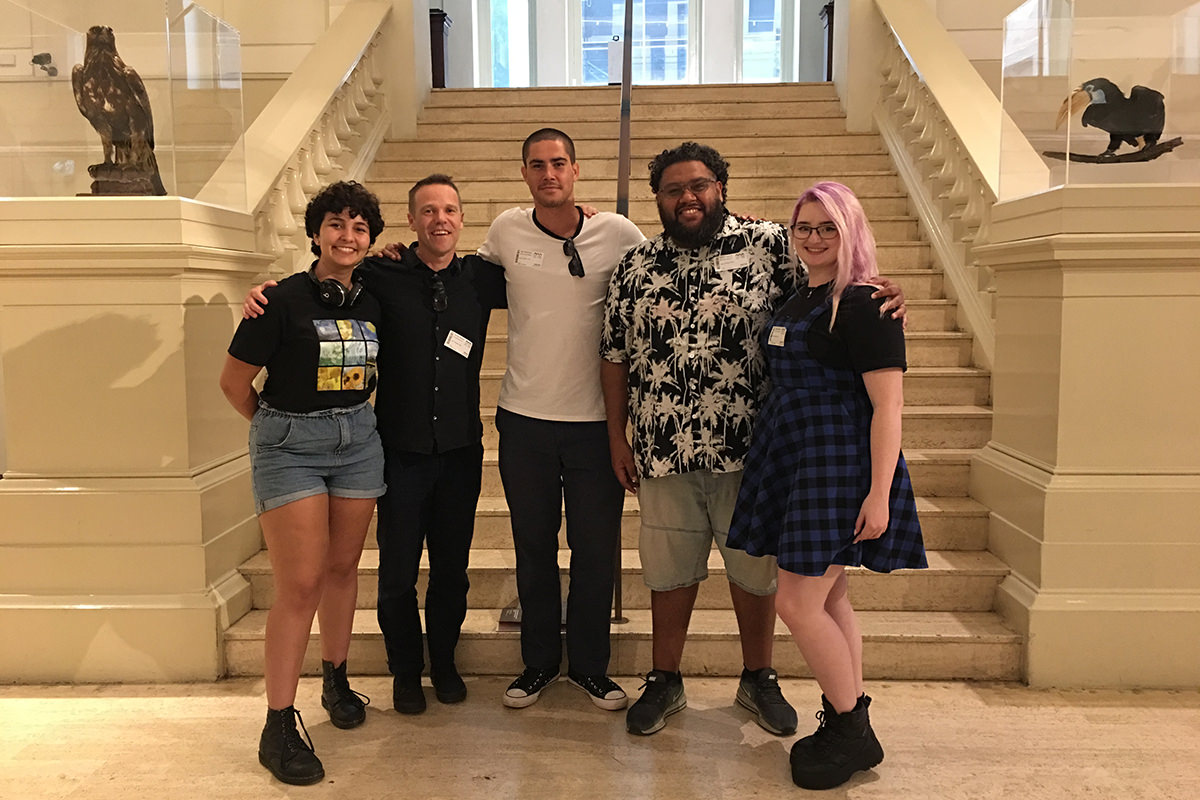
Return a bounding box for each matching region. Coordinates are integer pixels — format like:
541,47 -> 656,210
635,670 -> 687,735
660,204 -> 726,250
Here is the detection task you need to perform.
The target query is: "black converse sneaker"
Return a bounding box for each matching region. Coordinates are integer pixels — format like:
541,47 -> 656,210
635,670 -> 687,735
502,666 -> 559,708
567,672 -> 628,710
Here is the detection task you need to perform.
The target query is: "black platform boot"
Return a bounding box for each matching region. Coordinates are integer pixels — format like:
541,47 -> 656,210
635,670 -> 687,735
321,659 -> 369,729
258,706 -> 324,785
789,695 -> 884,790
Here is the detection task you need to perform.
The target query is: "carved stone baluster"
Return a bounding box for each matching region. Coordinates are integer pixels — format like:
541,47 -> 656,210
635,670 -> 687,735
270,185 -> 298,248
285,164 -> 307,215
311,131 -> 334,177
298,148 -> 321,194
336,94 -> 359,136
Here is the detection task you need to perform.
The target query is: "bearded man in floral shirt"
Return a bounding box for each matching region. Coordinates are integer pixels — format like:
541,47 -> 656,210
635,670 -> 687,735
600,142 -> 904,739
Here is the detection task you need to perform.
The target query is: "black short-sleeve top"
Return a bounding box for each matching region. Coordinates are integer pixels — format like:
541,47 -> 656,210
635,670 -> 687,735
774,282 -> 906,373
227,270 -> 383,412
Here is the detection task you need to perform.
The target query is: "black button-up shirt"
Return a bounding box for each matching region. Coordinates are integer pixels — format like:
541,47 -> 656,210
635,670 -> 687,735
360,246 -> 505,454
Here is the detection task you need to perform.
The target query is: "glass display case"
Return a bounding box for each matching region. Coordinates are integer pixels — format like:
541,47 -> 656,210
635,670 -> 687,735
0,1 -> 245,209
999,0 -> 1200,200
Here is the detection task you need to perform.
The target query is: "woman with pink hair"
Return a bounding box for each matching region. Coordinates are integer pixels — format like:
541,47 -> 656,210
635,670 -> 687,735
726,181 -> 926,790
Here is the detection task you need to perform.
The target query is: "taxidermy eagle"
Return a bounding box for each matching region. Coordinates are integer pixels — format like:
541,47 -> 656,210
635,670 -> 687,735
72,25 -> 166,195
1055,77 -> 1165,157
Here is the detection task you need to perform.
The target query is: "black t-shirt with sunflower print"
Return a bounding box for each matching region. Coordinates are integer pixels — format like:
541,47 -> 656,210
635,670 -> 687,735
228,268 -> 382,413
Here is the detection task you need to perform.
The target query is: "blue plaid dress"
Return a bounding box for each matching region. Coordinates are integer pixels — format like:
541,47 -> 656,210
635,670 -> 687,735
727,295 -> 927,577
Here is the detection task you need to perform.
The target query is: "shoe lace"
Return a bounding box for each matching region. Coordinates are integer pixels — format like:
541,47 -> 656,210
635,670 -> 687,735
329,669 -> 370,708
283,707 -> 317,756
637,673 -> 673,702
753,674 -> 786,705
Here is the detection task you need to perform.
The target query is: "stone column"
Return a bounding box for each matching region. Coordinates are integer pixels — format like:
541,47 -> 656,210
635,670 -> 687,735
0,197 -> 268,681
972,185 -> 1200,687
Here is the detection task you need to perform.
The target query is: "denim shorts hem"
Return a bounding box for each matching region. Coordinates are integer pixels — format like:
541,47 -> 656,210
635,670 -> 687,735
327,485 -> 386,501
256,486 -> 327,515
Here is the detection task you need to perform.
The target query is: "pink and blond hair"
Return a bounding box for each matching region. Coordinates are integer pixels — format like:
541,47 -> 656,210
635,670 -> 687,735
790,181 -> 878,329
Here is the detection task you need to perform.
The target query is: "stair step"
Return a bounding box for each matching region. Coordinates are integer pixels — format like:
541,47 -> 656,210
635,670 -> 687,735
243,547 -> 1006,614
376,134 -> 889,162
418,100 -> 848,125
423,82 -> 841,107
223,608 -> 1021,681
371,153 -> 901,178
411,117 -> 851,141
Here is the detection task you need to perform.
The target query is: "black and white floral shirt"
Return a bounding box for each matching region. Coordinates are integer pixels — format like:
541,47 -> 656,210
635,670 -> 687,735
601,213 -> 800,478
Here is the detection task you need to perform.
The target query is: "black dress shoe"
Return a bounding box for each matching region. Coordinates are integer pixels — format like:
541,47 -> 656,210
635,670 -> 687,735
392,675 -> 427,714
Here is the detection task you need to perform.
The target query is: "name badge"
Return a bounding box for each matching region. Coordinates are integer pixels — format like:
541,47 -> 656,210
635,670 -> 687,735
716,252 -> 750,272
444,330 -> 473,358
515,249 -> 544,268
767,326 -> 787,347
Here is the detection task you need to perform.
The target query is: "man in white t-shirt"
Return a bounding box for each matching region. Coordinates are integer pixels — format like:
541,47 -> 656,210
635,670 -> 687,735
480,129 -> 645,712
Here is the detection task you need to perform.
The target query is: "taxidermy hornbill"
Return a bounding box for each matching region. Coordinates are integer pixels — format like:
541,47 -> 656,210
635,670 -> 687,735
72,25 -> 166,194
1055,78 -> 1165,157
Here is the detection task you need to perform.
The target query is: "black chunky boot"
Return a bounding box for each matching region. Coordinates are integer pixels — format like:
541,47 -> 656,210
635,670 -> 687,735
258,706 -> 324,785
789,695 -> 884,790
321,659 -> 369,729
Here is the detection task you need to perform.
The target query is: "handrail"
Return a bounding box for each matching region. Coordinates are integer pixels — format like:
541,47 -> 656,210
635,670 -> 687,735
198,1 -> 392,276
868,0 -> 1049,369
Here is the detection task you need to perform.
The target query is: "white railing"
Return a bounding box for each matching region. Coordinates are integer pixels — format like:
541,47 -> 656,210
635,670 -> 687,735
199,1 -> 393,277
870,0 -> 1048,370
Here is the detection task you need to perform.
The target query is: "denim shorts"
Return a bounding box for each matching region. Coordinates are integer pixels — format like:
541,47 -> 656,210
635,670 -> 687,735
638,470 -> 777,595
249,400 -> 386,515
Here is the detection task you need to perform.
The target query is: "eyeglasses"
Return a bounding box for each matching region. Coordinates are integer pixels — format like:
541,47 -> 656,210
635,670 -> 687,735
657,178 -> 718,200
791,223 -> 840,240
563,238 -> 584,278
431,275 -> 448,312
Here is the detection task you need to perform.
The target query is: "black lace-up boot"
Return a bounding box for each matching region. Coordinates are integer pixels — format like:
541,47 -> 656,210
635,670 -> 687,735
789,695 -> 884,790
258,706 -> 324,785
321,659 -> 369,729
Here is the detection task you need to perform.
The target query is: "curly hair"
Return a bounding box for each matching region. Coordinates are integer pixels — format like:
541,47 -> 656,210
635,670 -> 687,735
648,142 -> 730,202
305,180 -> 385,256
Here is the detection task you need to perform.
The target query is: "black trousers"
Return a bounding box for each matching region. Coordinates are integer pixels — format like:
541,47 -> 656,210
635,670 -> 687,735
375,442 -> 483,679
495,408 -> 624,677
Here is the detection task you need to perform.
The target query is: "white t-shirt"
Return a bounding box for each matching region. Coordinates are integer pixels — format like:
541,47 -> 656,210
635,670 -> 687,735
478,207 -> 645,422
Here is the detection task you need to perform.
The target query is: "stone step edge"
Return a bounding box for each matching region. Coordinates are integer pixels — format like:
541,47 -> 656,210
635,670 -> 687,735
225,608 -> 1021,646
239,548 -> 1008,577
468,493 -> 991,517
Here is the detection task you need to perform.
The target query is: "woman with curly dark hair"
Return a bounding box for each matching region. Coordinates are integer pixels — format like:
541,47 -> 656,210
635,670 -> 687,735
220,181 -> 386,785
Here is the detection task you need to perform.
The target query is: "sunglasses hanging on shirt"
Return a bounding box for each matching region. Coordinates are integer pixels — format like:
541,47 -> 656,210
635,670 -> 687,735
430,274 -> 448,312
562,238 -> 584,278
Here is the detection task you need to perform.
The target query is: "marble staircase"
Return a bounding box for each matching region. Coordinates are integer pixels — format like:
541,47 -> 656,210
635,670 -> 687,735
223,83 -> 1021,682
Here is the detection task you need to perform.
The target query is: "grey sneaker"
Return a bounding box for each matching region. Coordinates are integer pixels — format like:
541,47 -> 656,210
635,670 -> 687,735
503,667 -> 559,708
736,667 -> 798,735
567,672 -> 627,710
625,670 -> 686,735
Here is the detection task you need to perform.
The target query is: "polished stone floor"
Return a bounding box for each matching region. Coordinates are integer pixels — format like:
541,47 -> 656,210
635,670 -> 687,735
2,676 -> 1197,799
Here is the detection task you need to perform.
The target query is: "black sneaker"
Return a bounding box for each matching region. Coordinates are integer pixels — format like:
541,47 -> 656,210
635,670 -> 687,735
321,659 -> 369,729
567,671 -> 628,710
735,667 -> 797,735
625,670 -> 686,735
258,706 -> 324,786
431,667 -> 468,704
392,675 -> 427,715
503,667 -> 559,708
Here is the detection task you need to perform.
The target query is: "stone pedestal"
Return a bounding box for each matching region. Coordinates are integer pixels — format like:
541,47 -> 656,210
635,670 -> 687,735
972,185 -> 1200,687
0,197 -> 269,681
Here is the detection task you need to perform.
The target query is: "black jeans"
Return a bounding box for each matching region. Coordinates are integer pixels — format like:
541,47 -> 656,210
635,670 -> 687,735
496,408 -> 624,676
375,442 -> 483,679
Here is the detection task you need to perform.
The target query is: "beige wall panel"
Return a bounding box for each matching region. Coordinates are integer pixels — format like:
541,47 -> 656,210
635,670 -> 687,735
983,509 -> 1044,588
1058,298 -> 1200,471
1042,480 -> 1200,546
0,545 -> 205,594
1041,541 -> 1200,591
185,301 -> 250,469
198,461 -> 256,547
0,303 -> 191,475
989,294 -> 1062,466
0,603 -> 219,682
936,0 -> 1024,30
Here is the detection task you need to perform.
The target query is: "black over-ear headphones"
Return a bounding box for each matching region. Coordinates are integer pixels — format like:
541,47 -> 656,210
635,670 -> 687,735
308,268 -> 365,308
